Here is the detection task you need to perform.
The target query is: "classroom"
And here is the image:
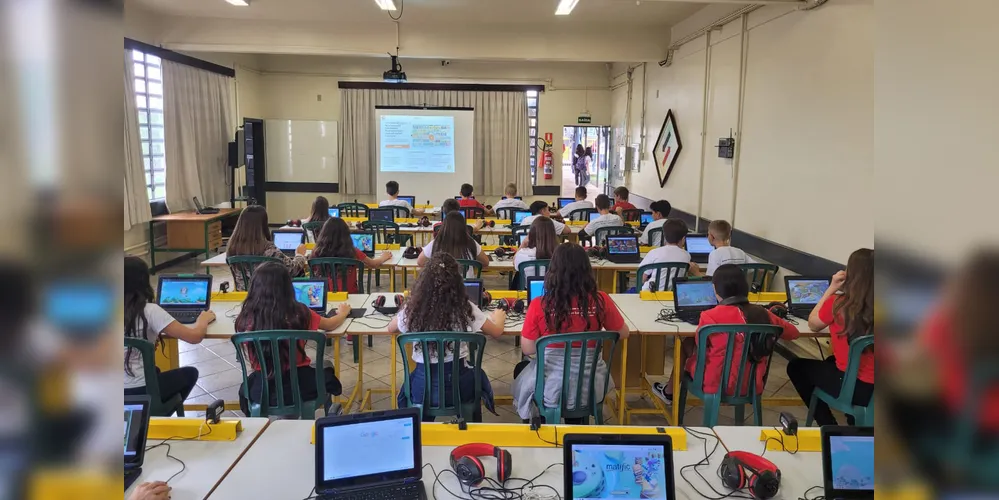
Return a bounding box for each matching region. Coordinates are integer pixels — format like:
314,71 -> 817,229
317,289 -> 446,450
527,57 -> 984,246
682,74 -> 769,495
121,0 -> 901,498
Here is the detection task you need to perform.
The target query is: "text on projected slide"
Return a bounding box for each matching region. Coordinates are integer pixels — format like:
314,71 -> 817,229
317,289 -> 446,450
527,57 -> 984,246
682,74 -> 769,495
380,115 -> 456,173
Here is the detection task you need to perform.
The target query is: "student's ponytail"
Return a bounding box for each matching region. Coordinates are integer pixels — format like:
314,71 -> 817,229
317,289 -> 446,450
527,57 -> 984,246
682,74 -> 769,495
713,265 -> 775,326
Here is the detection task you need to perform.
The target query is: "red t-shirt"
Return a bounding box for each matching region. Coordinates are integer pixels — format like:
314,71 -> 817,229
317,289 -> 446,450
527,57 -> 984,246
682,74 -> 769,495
244,309 -> 320,372
612,201 -> 636,212
818,296 -> 875,384
923,306 -> 999,431
458,198 -> 485,210
521,292 -> 626,349
685,305 -> 799,396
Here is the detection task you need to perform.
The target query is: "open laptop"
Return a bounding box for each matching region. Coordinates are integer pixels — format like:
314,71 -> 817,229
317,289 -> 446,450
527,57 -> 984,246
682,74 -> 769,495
672,278 -> 718,324
368,208 -> 395,223
684,234 -> 712,264
351,232 -> 376,258
556,197 -> 574,210
315,408 -> 427,500
193,196 -> 220,215
397,196 -> 416,208
124,395 -> 151,492
526,277 -> 546,303
156,274 -> 212,324
328,207 -> 341,218
640,212 -> 655,228
822,426 -> 874,500
512,210 -> 531,226
518,233 -> 529,247
588,212 -> 601,223
785,276 -> 832,318
464,279 -> 484,308
293,279 -> 329,315
563,433 -> 675,500
606,235 -> 642,264
274,229 -> 306,256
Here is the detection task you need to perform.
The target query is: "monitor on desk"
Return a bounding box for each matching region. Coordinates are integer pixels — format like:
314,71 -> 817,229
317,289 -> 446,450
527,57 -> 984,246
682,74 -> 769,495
527,277 -> 546,303
367,208 -> 395,223
640,212 -> 655,226
273,230 -> 306,254
588,212 -> 601,223
397,196 -> 416,208
672,279 -> 718,312
293,279 -> 328,313
315,408 -> 423,491
464,279 -> 483,308
512,210 -> 531,225
684,234 -> 712,259
519,233 -> 529,247
557,197 -> 574,209
351,232 -> 375,257
563,433 -> 675,500
822,426 -> 874,500
786,277 -> 831,306
328,207 -> 341,218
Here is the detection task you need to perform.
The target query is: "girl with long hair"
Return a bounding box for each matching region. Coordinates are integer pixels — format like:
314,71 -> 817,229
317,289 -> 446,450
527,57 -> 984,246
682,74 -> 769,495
233,262 -> 350,416
227,205 -> 307,290
514,216 -> 557,279
388,252 -> 505,421
417,211 -> 489,277
512,243 -> 630,422
652,264 -> 799,403
310,218 -> 393,294
124,256 -> 215,408
307,196 -> 331,224
787,248 -> 874,425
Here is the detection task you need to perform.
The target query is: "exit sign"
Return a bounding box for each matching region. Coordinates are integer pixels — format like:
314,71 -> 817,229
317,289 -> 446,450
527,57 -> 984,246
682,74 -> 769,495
577,114 -> 592,124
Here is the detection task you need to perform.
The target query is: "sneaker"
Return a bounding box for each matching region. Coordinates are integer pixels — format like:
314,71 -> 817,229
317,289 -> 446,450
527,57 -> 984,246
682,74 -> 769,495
652,382 -> 673,404
346,335 -> 355,345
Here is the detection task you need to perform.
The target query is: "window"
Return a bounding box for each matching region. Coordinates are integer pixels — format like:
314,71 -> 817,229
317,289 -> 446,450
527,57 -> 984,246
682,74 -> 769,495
527,90 -> 539,185
133,50 -> 166,201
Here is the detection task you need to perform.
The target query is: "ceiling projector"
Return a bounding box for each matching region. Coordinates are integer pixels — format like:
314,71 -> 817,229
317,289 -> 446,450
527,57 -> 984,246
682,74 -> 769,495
383,54 -> 407,83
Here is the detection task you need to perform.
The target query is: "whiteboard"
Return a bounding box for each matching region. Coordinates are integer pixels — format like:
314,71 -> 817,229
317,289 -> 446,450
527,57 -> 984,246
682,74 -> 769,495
265,120 -> 339,183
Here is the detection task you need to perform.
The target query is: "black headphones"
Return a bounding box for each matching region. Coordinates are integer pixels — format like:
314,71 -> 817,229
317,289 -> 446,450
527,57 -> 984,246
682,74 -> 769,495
493,247 -> 514,260
719,451 -> 781,499
586,246 -> 607,260
450,443 -> 512,486
766,302 -> 789,319
481,291 -> 493,310
403,247 -> 422,260
417,216 -> 432,227
497,298 -> 526,314
721,296 -> 779,363
373,294 -> 404,314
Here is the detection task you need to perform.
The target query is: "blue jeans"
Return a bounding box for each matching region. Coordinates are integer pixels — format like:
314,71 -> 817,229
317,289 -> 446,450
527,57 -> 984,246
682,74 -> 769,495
397,360 -> 493,422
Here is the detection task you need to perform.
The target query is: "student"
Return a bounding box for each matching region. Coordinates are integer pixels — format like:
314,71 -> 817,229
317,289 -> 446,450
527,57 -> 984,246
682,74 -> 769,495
123,256 -> 215,408
419,211 -> 490,276
611,186 -> 637,216
705,220 -> 753,276
457,183 -> 492,215
580,194 -> 624,243
521,201 -> 571,235
515,216 -> 558,279
389,253 -> 505,421
227,205 -> 307,291
234,262 -> 350,416
492,183 -> 529,211
638,219 -> 704,292
306,196 -> 331,224
787,248 -> 874,426
439,197 -> 483,232
512,243 -> 630,421
638,200 -> 671,246
379,180 -> 422,216
310,218 -> 393,293
559,186 -> 595,218
653,264 -> 799,403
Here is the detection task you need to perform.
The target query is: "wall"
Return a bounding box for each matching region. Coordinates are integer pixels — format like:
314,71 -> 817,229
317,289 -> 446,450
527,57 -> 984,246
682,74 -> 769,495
611,0 -> 873,264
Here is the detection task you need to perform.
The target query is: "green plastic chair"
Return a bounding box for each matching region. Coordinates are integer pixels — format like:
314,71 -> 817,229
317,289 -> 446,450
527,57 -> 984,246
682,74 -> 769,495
226,255 -> 283,291
806,335 -> 874,427
462,206 -> 486,220
621,209 -> 643,222
385,205 -> 412,219
646,227 -> 664,247
517,260 -> 551,286
396,332 -> 487,422
124,338 -> 186,417
637,262 -> 689,294
593,225 -> 634,247
740,263 -> 779,292
533,331 -> 620,424
302,221 -> 324,243
678,324 -> 784,427
457,259 -> 483,278
308,257 -> 368,294
495,207 -> 518,220
231,330 -> 331,419
360,220 -> 410,288
337,202 -> 369,218
567,208 -> 596,222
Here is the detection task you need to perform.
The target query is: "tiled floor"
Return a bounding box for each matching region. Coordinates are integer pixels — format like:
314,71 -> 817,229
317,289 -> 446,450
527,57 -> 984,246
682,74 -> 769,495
159,258 -> 827,426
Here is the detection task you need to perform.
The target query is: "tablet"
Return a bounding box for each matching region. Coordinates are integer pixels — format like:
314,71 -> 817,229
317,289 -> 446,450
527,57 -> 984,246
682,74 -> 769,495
563,434 -> 675,500
822,426 -> 874,500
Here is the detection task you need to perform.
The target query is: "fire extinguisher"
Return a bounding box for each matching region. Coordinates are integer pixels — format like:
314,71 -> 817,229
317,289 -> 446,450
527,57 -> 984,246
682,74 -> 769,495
540,132 -> 554,180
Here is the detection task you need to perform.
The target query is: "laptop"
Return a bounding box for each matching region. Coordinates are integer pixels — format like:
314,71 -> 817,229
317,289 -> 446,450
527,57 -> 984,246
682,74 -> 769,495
124,395 -> 152,492
314,408 -> 427,500
640,212 -> 655,228
563,433 -> 675,500
274,229 -> 306,256
464,279 -> 484,308
518,233 -> 529,247
328,207 -> 341,218
606,235 -> 642,264
193,196 -> 220,215
672,278 -> 718,325
588,212 -> 601,223
526,277 -> 546,303
397,196 -> 416,208
368,208 -> 395,223
785,276 -> 832,318
512,210 -> 531,225
684,234 -> 712,264
821,426 -> 874,500
351,232 -> 376,258
156,274 -> 212,324
293,279 -> 329,315
556,197 -> 574,209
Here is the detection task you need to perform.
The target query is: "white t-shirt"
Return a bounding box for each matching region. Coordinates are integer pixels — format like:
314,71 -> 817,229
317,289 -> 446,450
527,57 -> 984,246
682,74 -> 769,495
638,245 -> 692,292
379,198 -> 414,215
584,213 -> 624,238
493,198 -> 529,211
520,215 -> 567,235
513,247 -> 551,278
639,218 -> 668,245
559,200 -> 595,218
707,246 -> 753,276
124,303 -> 178,389
422,239 -> 483,279
397,301 -> 487,364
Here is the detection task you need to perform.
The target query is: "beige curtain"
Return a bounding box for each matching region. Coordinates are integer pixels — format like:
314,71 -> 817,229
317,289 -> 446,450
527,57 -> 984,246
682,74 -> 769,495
340,89 -> 529,196
124,50 -> 151,230
162,60 -> 234,212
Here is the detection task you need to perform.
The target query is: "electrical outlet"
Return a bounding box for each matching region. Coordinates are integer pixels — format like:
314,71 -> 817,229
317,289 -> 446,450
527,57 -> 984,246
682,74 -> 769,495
317,94 -> 322,102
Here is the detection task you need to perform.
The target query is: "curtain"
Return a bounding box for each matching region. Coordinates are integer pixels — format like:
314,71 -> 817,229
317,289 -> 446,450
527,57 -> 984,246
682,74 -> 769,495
340,89 -> 529,196
124,50 -> 151,230
162,60 -> 234,212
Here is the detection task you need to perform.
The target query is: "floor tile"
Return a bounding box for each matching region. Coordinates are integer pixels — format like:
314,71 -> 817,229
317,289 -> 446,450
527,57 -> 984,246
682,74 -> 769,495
197,368 -> 244,392
188,384 -> 207,399
211,384 -> 245,403
207,342 -> 237,358
185,394 -> 217,406
363,359 -> 396,381
481,357 -> 515,380
489,347 -> 526,364
188,357 -> 238,378
178,346 -> 219,366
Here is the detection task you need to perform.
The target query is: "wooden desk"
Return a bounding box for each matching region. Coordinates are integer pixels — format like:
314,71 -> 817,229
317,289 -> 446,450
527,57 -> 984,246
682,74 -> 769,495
149,209 -> 241,270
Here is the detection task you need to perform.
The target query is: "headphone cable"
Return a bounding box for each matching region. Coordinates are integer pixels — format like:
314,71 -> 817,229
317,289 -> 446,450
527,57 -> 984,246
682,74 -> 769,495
680,427 -> 755,500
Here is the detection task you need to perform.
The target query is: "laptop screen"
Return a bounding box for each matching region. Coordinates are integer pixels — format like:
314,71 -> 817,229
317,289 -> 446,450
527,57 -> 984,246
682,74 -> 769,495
674,281 -> 718,309
568,443 -> 670,500
588,212 -> 600,223
328,207 -> 341,218
45,282 -> 114,333
464,280 -> 483,306
527,278 -> 546,303
274,231 -> 303,251
124,397 -> 150,466
519,233 -> 529,247
293,280 -> 327,312
513,210 -> 531,225
351,233 -> 375,254
557,198 -> 574,209
787,279 -> 831,305
158,277 -> 210,308
641,212 -> 655,225
321,416 -> 416,482
607,236 -> 639,255
685,236 -> 713,255
398,196 -> 416,207
827,435 -> 874,492
368,209 -> 395,223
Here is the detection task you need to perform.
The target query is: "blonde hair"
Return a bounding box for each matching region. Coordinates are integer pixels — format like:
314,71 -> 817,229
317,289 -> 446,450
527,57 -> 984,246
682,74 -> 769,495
708,220 -> 733,242
504,183 -> 518,197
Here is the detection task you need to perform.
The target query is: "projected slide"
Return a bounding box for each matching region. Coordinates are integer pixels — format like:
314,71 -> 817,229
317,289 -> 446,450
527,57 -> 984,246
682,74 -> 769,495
570,445 -> 667,499
380,115 -> 455,173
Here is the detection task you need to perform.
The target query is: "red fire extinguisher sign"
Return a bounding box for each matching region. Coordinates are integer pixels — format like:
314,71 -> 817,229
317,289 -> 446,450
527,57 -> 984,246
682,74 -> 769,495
541,132 -> 554,180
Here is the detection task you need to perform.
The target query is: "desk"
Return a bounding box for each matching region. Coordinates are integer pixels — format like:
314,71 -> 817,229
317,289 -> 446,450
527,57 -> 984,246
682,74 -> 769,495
127,417 -> 268,500
712,426 -> 824,500
149,209 -> 241,270
202,252 -> 407,292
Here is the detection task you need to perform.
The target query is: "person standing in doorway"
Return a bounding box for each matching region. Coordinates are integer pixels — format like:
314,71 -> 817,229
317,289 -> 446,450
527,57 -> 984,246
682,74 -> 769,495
573,144 -> 586,188
583,146 -> 594,187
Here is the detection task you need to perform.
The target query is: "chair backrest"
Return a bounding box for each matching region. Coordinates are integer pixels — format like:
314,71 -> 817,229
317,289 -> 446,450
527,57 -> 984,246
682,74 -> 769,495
396,332 -> 487,421
361,220 -> 402,245
568,208 -> 597,222
836,335 -> 874,405
308,257 -> 366,293
495,207 -> 517,221
226,255 -> 283,291
593,225 -> 634,247
534,331 -> 620,422
462,206 -> 485,220
646,227 -> 664,247
621,209 -> 643,222
739,264 -> 779,292
456,259 -> 483,278
386,205 -> 411,219
302,221 -> 324,243
690,324 -> 784,401
337,202 -> 369,217
231,330 -> 328,419
637,262 -> 689,293
124,338 -> 181,416
518,259 -> 551,284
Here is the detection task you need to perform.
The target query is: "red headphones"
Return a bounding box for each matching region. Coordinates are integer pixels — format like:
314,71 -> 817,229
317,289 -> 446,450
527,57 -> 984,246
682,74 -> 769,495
482,220 -> 496,228
286,219 -> 302,227
373,294 -> 404,313
719,451 -> 781,499
450,443 -> 512,486
766,302 -> 789,319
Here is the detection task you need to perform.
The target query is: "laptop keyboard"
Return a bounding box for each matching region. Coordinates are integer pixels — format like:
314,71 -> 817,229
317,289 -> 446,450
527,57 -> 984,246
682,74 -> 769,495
170,310 -> 202,324
323,483 -> 422,500
676,311 -> 701,325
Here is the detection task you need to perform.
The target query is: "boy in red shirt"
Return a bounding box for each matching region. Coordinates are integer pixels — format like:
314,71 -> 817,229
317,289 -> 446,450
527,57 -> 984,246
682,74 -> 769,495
457,183 -> 494,216
611,186 -> 637,218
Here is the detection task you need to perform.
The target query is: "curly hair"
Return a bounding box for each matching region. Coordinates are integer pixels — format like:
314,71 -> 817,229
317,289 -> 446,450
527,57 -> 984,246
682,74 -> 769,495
401,253 -> 475,356
542,243 -> 605,333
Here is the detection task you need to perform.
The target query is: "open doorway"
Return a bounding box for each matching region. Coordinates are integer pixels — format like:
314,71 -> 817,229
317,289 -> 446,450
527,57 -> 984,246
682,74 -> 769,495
561,125 -> 611,200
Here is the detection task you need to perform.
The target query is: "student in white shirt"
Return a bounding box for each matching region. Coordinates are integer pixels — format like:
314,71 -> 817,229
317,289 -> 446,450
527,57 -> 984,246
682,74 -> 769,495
558,186 -> 595,218
638,219 -> 704,291
492,183 -> 529,212
515,216 -> 558,279
521,201 -> 571,235
418,211 -> 489,278
639,200 -> 672,246
706,219 -> 753,276
379,180 -> 422,216
581,194 -> 624,242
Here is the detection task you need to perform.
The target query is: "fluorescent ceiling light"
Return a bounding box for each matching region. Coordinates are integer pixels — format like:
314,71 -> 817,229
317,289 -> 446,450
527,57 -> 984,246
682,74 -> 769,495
225,0 -> 249,6
555,0 -> 579,15
374,0 -> 398,10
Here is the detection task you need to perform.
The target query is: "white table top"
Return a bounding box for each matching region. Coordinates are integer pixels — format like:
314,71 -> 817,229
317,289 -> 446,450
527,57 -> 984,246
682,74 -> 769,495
201,251 -> 407,269
712,426 -> 825,500
609,294 -> 818,337
206,295 -> 370,339
343,293 -> 399,334
128,418 -> 268,500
